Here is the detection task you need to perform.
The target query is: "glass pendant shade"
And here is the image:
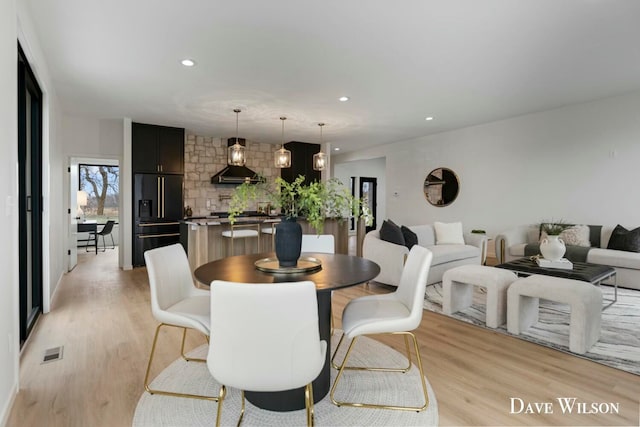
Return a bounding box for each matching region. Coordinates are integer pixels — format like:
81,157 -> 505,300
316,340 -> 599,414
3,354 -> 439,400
227,109 -> 246,166
274,116 -> 291,168
227,142 -> 246,166
313,122 -> 327,171
313,151 -> 327,171
275,147 -> 292,168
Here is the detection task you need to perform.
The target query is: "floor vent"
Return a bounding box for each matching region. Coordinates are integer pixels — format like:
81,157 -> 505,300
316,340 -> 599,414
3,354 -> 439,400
42,346 -> 64,364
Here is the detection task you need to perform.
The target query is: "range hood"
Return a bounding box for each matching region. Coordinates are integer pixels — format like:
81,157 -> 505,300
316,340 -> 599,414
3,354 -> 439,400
210,165 -> 262,185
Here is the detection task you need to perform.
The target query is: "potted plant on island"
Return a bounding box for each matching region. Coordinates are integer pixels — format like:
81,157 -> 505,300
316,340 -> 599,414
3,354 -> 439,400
228,175 -> 371,267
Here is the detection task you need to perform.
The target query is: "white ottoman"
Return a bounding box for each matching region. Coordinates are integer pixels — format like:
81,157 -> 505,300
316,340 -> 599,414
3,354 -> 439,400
443,265 -> 518,328
507,275 -> 602,354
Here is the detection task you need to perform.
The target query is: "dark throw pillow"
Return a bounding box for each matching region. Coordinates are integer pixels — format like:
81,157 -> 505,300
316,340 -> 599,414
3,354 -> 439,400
380,219 -> 405,246
401,225 -> 418,249
606,224 -> 640,252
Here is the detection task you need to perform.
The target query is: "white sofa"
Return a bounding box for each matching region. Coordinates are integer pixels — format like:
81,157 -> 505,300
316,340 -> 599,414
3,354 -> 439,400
363,225 -> 487,287
495,224 -> 640,290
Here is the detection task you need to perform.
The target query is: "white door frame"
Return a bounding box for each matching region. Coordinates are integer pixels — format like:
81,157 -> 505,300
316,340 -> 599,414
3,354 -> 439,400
68,156 -> 120,271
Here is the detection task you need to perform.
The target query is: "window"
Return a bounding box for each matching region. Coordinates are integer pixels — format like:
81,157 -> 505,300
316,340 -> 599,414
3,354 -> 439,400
79,164 -> 119,221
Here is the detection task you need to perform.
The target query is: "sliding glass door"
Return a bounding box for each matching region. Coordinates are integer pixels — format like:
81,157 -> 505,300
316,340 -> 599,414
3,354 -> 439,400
18,43 -> 43,346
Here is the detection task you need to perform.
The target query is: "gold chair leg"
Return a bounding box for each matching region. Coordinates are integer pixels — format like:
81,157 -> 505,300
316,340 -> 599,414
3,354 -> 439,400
237,390 -> 246,427
330,311 -> 335,336
330,332 -> 429,412
331,332 -> 411,373
144,323 -> 217,401
306,383 -> 315,426
180,327 -> 206,363
214,385 -> 226,427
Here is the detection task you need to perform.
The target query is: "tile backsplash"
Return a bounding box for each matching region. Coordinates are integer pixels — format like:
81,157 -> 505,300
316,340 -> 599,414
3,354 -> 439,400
183,134 -> 280,217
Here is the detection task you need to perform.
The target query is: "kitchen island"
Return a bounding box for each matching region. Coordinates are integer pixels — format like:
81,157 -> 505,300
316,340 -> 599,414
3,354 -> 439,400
181,215 -> 351,272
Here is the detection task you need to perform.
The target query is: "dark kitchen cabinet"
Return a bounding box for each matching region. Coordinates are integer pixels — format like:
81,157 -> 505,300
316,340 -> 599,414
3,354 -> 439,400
280,141 -> 321,184
132,122 -> 184,174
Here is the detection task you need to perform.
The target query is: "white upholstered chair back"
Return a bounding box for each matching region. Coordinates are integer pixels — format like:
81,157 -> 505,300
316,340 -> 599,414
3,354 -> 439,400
393,245 -> 434,330
207,280 -> 327,392
301,234 -> 335,254
144,243 -> 209,335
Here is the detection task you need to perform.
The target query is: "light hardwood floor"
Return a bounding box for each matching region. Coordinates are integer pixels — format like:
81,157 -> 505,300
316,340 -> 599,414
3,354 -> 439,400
7,249 -> 640,426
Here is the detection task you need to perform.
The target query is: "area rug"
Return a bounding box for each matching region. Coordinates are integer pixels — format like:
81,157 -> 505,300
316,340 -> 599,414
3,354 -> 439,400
424,283 -> 640,375
133,335 -> 438,426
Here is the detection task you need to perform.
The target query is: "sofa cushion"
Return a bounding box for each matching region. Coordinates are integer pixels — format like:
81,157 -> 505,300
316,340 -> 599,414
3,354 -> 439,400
401,225 -> 418,249
427,244 -> 479,265
587,248 -> 640,269
410,224 -> 436,246
589,225 -> 602,248
557,224 -> 591,247
379,220 -> 405,246
606,224 -> 640,252
434,221 -> 465,245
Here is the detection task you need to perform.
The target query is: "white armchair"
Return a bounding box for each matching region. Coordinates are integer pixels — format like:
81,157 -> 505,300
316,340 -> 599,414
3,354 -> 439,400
494,224 -> 539,263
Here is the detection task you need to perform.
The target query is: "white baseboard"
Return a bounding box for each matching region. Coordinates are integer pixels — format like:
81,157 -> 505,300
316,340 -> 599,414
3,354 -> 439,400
0,382 -> 18,427
46,271 -> 65,314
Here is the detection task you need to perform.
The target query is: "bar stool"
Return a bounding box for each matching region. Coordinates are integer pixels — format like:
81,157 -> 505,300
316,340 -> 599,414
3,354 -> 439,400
221,223 -> 260,257
260,218 -> 280,251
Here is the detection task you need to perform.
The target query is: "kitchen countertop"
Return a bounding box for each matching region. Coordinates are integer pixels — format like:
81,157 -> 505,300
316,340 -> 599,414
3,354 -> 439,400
183,216 -> 281,226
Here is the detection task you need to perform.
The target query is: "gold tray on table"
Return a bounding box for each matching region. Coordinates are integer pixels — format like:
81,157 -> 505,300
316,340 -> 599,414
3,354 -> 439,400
254,256 -> 322,273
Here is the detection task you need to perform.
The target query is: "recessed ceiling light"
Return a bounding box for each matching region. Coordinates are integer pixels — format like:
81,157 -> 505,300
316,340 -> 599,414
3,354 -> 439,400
334,147 -> 341,151
425,116 -> 434,121
181,59 -> 195,67
339,96 -> 350,102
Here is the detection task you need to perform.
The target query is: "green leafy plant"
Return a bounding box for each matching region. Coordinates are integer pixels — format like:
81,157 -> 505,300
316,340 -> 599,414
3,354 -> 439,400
228,175 -> 372,232
540,220 -> 571,236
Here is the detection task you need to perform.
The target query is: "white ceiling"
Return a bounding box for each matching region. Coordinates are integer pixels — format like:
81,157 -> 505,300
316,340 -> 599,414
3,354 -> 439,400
25,0 -> 640,153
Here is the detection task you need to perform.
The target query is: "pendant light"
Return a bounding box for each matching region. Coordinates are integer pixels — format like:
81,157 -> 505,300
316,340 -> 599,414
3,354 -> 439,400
227,109 -> 246,166
274,116 -> 291,168
313,122 -> 328,171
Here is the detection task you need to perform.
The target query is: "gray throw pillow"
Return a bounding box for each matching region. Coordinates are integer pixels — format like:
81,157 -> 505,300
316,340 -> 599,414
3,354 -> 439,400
380,220 -> 405,246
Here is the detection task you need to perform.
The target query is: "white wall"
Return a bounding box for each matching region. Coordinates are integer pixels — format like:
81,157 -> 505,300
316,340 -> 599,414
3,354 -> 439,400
0,0 -> 19,423
1,0 -> 65,421
334,90 -> 640,237
17,0 -> 64,311
61,115 -> 123,157
334,157 -> 386,228
62,116 -> 125,268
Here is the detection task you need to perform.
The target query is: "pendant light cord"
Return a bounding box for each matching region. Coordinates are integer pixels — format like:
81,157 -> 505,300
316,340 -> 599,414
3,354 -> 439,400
280,117 -> 286,149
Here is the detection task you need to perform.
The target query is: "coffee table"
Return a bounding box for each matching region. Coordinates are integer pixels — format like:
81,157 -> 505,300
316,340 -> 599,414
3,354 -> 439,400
495,257 -> 617,309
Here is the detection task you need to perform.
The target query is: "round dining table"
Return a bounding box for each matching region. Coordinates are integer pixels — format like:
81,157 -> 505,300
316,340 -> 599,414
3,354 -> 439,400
193,252 -> 380,412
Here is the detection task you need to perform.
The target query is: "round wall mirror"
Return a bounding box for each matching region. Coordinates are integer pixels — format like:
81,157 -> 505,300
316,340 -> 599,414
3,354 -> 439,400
423,167 -> 460,207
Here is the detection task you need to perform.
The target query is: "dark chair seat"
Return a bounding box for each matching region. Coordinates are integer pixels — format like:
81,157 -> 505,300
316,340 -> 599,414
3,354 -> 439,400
90,220 -> 115,252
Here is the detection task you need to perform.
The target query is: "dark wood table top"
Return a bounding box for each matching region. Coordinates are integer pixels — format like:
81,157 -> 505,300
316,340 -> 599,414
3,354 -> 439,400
194,252 -> 380,292
496,257 -> 616,284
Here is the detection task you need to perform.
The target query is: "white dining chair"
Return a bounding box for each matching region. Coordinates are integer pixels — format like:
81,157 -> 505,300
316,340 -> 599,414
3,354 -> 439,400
260,218 -> 280,251
143,243 -> 216,401
301,234 -> 337,333
207,280 -> 327,426
301,234 -> 335,254
330,245 -> 433,411
221,223 -> 261,256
